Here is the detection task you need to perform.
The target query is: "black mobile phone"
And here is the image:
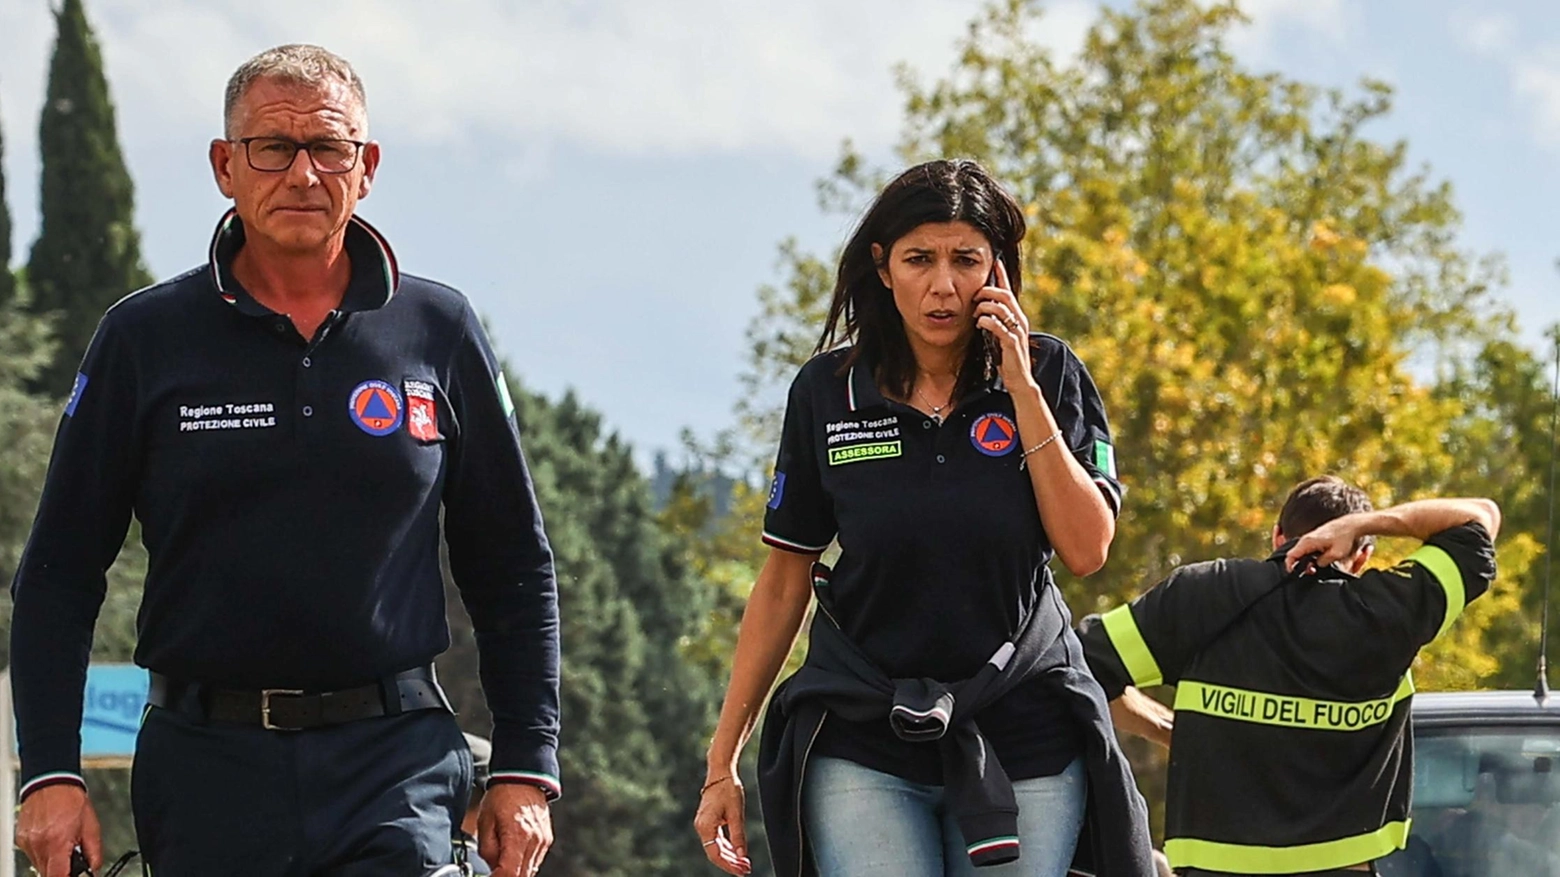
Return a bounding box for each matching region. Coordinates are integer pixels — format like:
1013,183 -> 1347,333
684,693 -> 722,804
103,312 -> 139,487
981,260 -> 1002,380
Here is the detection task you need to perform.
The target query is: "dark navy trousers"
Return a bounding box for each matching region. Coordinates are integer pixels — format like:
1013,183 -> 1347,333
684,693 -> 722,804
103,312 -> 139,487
132,704 -> 472,875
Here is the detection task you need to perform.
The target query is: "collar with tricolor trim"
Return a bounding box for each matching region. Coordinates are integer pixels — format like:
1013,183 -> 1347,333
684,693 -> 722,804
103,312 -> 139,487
206,209 -> 401,316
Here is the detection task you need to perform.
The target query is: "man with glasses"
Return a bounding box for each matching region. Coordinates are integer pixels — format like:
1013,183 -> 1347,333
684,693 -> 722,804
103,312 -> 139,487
11,45 -> 559,877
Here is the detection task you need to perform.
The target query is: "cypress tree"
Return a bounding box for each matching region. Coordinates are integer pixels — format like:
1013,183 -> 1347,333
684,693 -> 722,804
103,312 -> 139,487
26,0 -> 151,396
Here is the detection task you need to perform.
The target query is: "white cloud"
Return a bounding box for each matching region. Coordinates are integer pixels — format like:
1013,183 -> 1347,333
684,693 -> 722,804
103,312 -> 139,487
1454,13 -> 1560,152
1456,13 -> 1514,55
1514,50 -> 1560,147
2,0 -> 1034,163
1024,0 -> 1097,63
0,0 -> 52,216
1228,0 -> 1352,59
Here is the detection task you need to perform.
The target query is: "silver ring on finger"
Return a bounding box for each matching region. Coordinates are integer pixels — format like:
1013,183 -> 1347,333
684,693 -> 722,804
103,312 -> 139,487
703,839 -> 719,847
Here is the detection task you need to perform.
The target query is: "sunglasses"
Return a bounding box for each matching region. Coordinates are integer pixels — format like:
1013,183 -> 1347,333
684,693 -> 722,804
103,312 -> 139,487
68,848 -> 142,877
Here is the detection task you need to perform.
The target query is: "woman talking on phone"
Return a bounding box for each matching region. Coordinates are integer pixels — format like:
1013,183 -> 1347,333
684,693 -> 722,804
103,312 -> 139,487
693,160 -> 1153,877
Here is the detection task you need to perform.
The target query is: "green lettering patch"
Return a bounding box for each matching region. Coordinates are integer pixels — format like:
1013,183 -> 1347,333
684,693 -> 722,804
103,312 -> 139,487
828,441 -> 902,466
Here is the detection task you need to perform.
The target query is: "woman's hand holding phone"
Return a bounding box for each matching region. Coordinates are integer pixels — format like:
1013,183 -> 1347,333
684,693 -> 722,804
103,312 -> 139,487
974,256 -> 1035,393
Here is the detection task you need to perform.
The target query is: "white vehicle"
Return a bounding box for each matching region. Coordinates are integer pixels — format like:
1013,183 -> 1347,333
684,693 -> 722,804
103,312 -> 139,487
1378,691 -> 1560,876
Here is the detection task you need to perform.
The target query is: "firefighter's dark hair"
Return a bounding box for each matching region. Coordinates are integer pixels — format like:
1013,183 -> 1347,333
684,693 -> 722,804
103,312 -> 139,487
1278,476 -> 1376,551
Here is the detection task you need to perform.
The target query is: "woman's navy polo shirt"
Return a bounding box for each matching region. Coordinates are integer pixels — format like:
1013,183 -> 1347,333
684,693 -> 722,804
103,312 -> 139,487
762,335 -> 1122,782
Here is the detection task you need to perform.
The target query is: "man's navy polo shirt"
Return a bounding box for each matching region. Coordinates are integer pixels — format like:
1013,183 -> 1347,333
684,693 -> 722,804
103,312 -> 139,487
10,212 -> 561,800
762,335 -> 1122,782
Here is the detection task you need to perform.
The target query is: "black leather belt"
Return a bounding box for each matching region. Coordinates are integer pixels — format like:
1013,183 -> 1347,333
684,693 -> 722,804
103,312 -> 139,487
147,665 -> 449,731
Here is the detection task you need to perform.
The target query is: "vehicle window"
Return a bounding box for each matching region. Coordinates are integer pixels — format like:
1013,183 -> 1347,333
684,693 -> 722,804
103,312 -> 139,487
1379,726 -> 1560,877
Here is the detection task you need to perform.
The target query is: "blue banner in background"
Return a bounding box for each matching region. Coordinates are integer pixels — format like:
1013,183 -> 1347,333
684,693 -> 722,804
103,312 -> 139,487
81,665 -> 147,757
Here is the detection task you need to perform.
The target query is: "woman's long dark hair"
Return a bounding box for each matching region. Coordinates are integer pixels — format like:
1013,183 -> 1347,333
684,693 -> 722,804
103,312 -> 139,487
815,159 -> 1027,403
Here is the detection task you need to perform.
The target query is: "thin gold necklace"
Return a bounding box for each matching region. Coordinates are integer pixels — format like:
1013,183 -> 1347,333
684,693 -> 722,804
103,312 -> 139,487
915,385 -> 954,424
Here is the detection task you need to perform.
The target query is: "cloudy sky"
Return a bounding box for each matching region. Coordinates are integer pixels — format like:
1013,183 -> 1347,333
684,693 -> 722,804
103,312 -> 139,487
2,0 -> 1557,466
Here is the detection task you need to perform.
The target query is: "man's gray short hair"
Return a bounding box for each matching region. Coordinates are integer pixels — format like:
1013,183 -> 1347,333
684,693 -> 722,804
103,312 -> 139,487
224,44 -> 367,137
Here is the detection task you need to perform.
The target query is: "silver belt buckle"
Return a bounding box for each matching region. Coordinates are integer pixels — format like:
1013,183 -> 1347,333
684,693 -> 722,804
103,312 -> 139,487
260,688 -> 304,730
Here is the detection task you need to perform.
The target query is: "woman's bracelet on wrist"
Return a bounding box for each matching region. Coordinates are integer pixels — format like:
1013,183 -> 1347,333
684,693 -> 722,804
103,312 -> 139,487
1018,430 -> 1064,471
701,775 -> 734,794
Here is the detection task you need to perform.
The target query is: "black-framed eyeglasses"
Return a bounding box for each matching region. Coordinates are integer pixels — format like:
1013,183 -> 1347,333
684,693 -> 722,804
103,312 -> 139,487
234,136 -> 366,173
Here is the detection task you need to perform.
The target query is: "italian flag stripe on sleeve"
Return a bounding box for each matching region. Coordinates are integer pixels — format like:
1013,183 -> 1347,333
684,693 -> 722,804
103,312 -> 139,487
1094,439 -> 1116,478
497,372 -> 516,418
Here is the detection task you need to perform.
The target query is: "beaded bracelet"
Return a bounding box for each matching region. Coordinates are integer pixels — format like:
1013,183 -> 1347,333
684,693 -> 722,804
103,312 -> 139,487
1018,430 -> 1063,471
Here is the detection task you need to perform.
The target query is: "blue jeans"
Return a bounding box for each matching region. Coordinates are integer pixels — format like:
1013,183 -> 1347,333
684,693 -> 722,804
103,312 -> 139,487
803,755 -> 1086,877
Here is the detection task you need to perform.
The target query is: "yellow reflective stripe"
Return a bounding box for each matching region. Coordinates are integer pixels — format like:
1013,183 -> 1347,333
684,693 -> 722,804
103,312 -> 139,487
1101,604 -> 1162,687
1165,820 -> 1411,874
1173,674 -> 1414,732
1406,545 -> 1465,639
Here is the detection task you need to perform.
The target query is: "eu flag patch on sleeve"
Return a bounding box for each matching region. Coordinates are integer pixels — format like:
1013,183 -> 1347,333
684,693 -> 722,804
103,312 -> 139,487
767,472 -> 787,509
65,372 -> 88,417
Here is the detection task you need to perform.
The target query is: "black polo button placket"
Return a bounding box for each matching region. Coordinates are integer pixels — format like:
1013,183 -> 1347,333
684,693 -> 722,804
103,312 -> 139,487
932,409 -> 961,467
875,401 -> 953,475
243,308 -> 346,444
294,312 -> 344,445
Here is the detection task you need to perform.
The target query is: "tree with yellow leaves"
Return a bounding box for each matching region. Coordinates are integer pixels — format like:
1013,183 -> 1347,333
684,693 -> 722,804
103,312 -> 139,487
730,0 -> 1550,700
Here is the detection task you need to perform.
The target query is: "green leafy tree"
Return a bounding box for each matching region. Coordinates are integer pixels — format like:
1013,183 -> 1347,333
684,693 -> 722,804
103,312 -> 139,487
0,297 -> 145,867
740,0 -> 1533,690
0,88 -> 16,307
0,89 -> 54,593
656,442 -> 781,876
1435,324 -> 1560,690
437,377 -> 727,876
1,71 -> 157,847
0,311 -> 57,609
727,0 -> 1554,838
25,0 -> 152,396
